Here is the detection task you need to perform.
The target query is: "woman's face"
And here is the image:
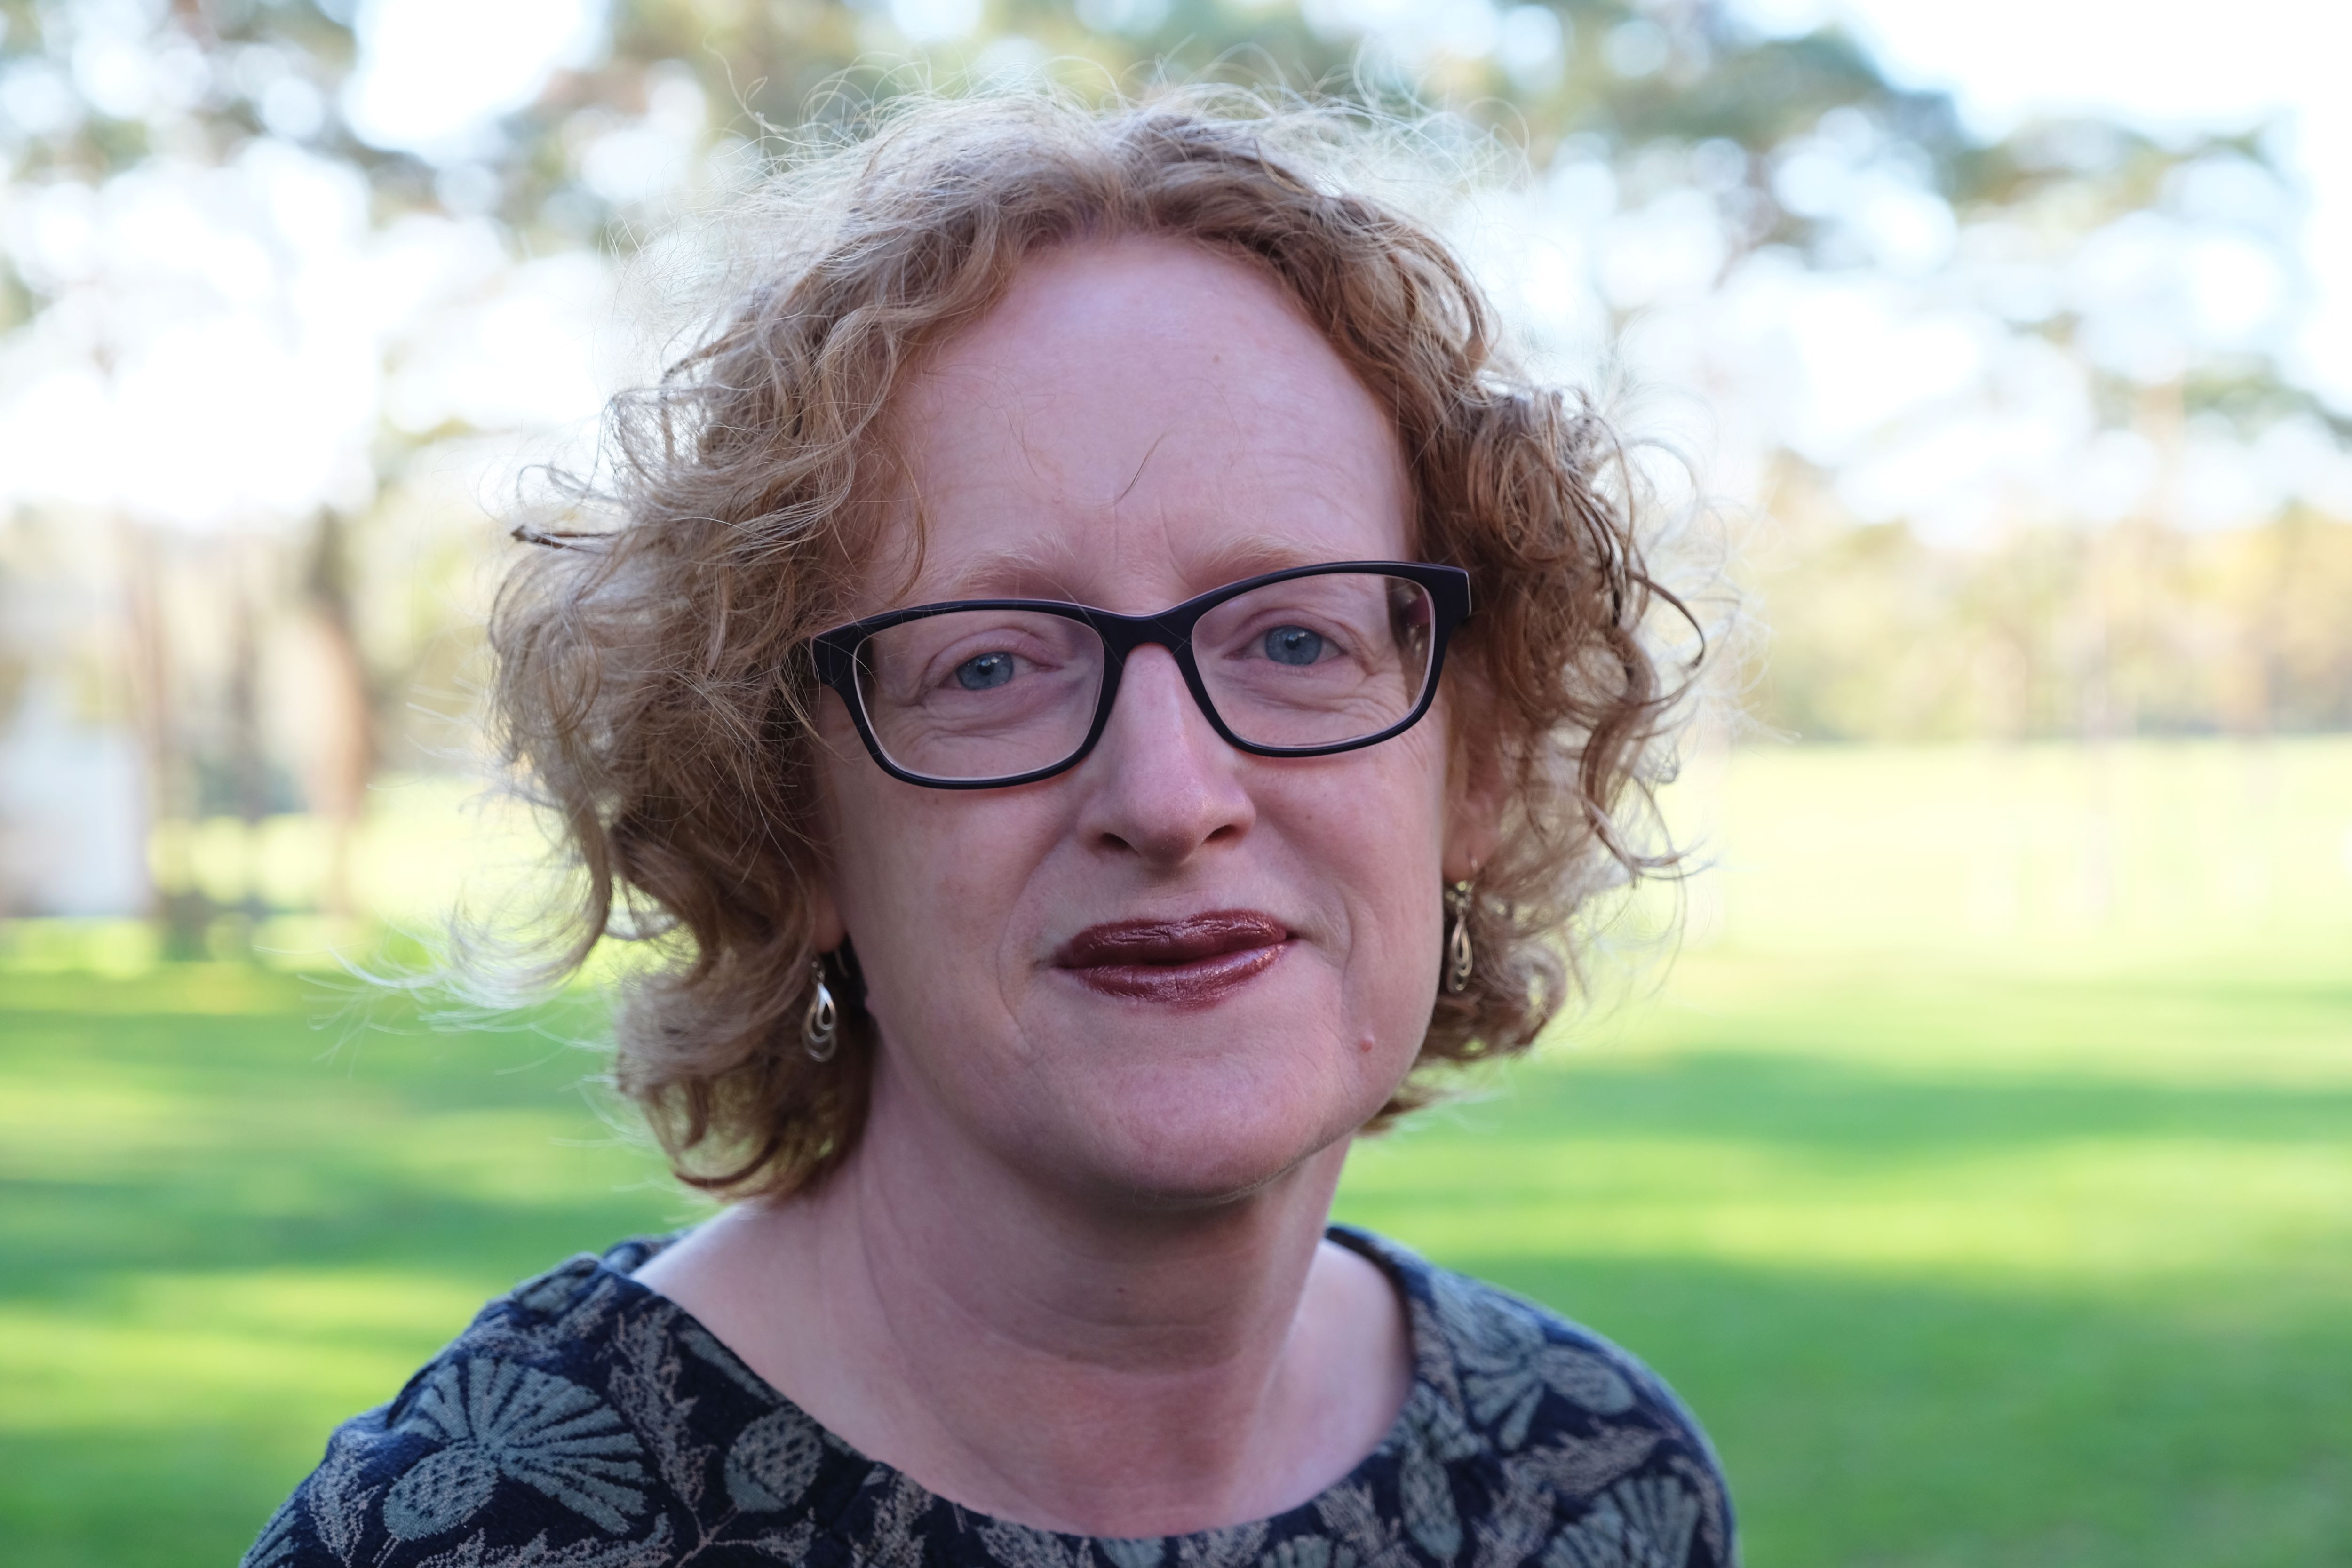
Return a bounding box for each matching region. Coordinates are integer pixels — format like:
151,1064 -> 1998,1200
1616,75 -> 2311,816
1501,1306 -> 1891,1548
812,237 -> 1492,1207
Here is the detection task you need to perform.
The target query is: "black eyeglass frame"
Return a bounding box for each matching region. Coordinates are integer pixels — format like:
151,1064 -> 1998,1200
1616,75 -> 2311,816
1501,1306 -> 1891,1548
809,560 -> 1474,790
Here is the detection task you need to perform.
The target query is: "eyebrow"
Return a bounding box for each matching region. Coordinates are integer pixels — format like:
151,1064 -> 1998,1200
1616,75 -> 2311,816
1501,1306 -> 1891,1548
919,545 -> 1083,602
917,534 -> 1363,607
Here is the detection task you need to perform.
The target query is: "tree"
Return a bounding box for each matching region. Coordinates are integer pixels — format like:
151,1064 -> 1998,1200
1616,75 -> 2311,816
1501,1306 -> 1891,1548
2,0 -> 2346,938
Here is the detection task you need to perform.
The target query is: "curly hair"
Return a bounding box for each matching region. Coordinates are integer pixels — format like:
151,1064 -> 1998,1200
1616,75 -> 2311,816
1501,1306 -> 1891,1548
489,88 -> 1700,1201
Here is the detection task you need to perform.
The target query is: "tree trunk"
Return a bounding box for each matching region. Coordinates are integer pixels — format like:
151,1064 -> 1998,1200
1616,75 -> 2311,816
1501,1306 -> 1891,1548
299,510 -> 374,922
118,518 -> 207,956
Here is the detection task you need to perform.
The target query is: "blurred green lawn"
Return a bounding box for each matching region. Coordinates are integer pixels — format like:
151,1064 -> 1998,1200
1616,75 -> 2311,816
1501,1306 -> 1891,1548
3,740 -> 2348,1567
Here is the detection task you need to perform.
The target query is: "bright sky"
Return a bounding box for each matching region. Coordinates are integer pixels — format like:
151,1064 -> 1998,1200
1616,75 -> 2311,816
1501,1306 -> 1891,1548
333,0 -> 2352,413
8,0 -> 2347,542
341,0 -> 609,160
1739,0 -> 2352,411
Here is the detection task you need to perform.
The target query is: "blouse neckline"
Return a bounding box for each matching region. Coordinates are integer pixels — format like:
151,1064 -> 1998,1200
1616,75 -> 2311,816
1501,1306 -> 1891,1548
595,1221 -> 1433,1549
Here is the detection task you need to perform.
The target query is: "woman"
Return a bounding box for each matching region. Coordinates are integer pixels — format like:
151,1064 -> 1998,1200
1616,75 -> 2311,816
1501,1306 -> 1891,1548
250,94 -> 1729,1568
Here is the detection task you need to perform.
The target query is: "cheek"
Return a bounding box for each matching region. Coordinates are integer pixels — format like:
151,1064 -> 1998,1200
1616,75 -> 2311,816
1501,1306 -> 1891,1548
813,717 -> 951,983
811,719 -> 1049,1038
1287,734 -> 1454,1046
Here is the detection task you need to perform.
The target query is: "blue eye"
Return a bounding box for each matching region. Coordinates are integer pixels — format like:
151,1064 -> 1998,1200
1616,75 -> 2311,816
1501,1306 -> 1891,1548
955,652 -> 1017,690
1263,627 -> 1325,666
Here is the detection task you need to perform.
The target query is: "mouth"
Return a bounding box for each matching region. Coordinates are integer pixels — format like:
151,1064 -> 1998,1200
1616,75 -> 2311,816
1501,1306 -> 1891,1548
1053,910 -> 1290,1007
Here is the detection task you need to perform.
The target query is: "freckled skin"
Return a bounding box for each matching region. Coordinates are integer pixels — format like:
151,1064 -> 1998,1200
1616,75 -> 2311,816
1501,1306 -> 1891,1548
638,237 -> 1502,1535
810,238 -> 1478,1208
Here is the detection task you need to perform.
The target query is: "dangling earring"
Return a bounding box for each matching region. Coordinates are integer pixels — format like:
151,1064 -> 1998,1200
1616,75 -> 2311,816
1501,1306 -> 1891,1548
803,956 -> 839,1062
1444,880 -> 1475,994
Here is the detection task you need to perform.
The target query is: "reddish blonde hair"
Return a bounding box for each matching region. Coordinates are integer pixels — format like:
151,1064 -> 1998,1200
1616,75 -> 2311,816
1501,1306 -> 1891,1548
491,90 -> 1699,1199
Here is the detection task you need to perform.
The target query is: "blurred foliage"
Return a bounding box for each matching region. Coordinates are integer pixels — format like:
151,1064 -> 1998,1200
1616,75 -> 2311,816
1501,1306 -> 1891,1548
0,0 -> 2348,911
1754,471 -> 2352,741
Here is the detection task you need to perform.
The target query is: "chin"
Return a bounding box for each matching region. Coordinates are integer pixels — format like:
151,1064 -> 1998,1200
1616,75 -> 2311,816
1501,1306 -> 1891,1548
1044,1035 -> 1401,1209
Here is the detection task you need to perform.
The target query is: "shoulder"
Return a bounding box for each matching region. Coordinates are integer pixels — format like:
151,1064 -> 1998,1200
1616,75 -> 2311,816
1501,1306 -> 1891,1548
1337,1227 -> 1739,1568
244,1239 -> 843,1568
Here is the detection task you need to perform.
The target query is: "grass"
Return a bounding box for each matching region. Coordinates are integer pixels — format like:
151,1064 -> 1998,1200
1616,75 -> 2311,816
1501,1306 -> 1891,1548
1339,949 -> 2352,1567
0,968 -> 685,1564
3,739 -> 2349,1566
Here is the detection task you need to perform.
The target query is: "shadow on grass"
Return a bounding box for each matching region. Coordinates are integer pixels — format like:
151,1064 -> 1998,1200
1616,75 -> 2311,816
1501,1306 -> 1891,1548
3,1253 -> 2343,1568
2,978 -> 679,1303
4,968 -> 2348,1568
1457,1254 -> 2351,1568
1441,1052 -> 2352,1153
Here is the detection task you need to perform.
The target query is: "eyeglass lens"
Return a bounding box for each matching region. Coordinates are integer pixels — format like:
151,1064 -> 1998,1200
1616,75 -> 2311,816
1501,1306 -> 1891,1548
851,572 -> 1439,783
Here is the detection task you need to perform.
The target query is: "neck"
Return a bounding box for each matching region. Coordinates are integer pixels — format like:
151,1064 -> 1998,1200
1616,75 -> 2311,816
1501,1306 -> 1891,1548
808,1055 -> 1358,1531
644,1046 -> 1407,1537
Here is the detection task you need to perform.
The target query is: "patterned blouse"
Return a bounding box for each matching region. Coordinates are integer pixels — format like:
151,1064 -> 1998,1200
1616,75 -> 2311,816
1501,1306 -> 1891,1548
246,1228 -> 1734,1568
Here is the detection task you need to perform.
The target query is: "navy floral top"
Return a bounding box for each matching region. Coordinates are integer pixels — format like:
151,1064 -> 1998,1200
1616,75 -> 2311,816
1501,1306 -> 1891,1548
246,1228 -> 1734,1568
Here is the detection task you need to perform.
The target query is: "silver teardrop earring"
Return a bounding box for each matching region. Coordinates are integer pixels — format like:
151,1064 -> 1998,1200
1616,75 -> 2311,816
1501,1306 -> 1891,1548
802,956 -> 839,1062
1444,880 -> 1475,994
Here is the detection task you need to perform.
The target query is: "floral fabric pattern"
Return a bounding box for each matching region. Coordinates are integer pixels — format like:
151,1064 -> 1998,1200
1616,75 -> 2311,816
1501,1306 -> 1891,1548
246,1228 -> 1735,1568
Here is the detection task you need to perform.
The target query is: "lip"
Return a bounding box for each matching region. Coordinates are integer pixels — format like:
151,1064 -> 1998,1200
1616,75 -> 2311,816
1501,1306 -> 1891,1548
1052,910 -> 1290,1007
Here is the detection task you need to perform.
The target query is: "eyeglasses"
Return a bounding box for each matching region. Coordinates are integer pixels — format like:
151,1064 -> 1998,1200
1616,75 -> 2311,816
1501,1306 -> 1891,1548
810,561 -> 1473,789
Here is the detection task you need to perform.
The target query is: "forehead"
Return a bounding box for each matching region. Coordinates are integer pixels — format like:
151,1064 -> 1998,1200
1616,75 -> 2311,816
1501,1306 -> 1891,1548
873,236 -> 1414,610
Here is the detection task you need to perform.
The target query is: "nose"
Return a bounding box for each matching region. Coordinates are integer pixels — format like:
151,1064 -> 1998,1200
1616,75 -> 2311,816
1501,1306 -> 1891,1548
1073,643 -> 1255,868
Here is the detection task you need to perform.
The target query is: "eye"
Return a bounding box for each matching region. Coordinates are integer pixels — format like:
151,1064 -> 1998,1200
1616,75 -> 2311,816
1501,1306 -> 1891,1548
1262,627 -> 1326,667
954,652 -> 1017,690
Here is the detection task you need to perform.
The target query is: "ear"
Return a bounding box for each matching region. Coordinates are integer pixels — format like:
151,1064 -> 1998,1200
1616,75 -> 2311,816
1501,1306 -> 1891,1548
1441,689 -> 1506,883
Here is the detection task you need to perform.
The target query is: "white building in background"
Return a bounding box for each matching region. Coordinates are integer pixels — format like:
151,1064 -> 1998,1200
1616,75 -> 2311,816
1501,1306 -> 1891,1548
0,119 -> 627,926
0,676 -> 146,916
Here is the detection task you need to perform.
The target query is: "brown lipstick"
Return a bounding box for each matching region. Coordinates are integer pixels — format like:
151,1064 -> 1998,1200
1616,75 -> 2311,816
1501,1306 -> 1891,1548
1053,911 -> 1289,1007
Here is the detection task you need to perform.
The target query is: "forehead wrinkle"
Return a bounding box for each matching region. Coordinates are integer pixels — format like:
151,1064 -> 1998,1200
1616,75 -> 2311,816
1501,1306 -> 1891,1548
871,237 -> 1416,611
1112,430 -> 1171,507
1007,380 -> 1072,499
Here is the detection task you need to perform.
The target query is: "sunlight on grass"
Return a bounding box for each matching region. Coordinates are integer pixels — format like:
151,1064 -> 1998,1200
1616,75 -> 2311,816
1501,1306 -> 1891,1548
0,1269 -> 493,1434
1601,950 -> 2352,1088
3,739 -> 2347,1568
1668,738 -> 2352,967
1348,1134 -> 2352,1291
